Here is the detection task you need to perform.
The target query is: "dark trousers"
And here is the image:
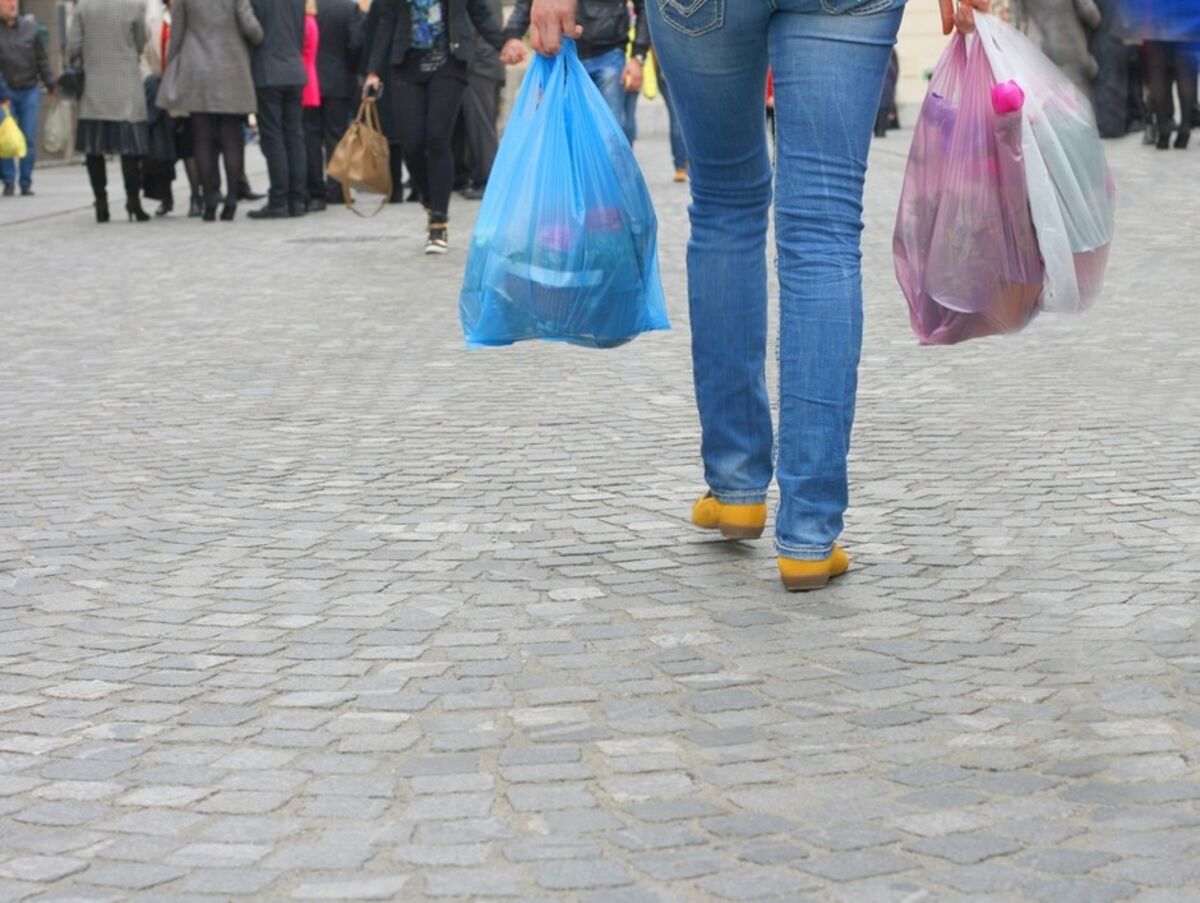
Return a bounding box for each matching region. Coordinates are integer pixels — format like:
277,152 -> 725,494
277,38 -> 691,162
392,61 -> 468,218
460,73 -> 501,187
303,96 -> 352,200
1145,41 -> 1197,137
192,112 -> 245,208
85,154 -> 144,205
256,85 -> 306,210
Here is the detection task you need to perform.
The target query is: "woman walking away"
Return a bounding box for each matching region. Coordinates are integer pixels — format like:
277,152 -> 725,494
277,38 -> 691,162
527,0 -> 988,591
158,0 -> 263,220
70,0 -> 152,222
363,0 -> 510,254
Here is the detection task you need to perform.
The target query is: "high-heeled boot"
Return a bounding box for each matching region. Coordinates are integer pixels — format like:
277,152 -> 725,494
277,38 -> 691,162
121,155 -> 151,222
85,155 -> 110,224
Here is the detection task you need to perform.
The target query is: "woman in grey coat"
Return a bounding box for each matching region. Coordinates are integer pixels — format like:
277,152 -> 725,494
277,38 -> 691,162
69,0 -> 152,222
158,0 -> 263,220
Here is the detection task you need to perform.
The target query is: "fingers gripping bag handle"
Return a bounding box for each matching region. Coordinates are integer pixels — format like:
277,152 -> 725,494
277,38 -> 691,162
974,13 -> 1115,313
459,38 -> 669,348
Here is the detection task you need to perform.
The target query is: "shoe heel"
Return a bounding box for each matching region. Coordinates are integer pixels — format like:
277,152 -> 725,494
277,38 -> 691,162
780,572 -> 831,592
719,523 -> 766,540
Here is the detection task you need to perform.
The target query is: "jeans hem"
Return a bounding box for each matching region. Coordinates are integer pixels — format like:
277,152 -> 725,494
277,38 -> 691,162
710,488 -> 768,505
776,540 -> 835,561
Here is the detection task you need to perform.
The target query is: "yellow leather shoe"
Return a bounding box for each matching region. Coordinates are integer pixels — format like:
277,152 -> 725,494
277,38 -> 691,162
778,545 -> 850,592
691,492 -> 767,540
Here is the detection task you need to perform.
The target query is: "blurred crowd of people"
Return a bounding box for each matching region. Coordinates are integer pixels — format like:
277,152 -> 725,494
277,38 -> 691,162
1,0 -> 688,253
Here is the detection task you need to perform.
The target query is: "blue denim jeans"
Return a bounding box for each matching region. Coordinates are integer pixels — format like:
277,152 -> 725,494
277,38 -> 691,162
0,86 -> 41,189
581,47 -> 635,144
647,0 -> 905,560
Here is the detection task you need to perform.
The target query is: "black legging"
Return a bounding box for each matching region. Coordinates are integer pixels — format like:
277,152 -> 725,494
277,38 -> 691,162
85,154 -> 143,205
391,62 -> 468,221
191,112 -> 245,207
1145,41 -> 1197,138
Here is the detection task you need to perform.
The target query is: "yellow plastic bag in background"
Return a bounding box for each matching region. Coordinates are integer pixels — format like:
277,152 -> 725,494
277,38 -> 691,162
642,49 -> 658,100
0,106 -> 28,159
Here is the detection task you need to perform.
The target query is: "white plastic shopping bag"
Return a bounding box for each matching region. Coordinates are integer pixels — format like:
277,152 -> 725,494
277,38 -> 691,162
975,14 -> 1116,313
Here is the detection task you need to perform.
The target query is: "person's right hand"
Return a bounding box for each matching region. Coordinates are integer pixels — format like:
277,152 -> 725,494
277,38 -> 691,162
362,72 -> 382,100
939,0 -> 990,35
530,0 -> 582,56
500,38 -> 527,65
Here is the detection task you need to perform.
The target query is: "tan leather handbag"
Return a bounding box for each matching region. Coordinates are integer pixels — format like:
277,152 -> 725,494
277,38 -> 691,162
328,98 -> 392,217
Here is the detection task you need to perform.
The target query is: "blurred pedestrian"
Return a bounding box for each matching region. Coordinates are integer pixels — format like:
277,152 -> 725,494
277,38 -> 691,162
360,0 -> 407,203
249,0 -> 308,218
309,0 -> 363,204
655,54 -> 688,182
1144,40 -> 1197,149
300,0 -> 324,210
69,0 -> 152,223
0,0 -> 57,196
1117,0 -> 1200,148
456,0 -> 504,200
524,0 -> 989,591
363,0 -> 511,254
501,0 -> 647,142
158,0 -> 263,220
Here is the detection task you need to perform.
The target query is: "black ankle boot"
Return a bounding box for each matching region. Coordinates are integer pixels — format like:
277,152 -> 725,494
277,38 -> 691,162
95,197 -> 110,224
1175,130 -> 1191,149
1157,129 -> 1172,150
126,200 -> 150,222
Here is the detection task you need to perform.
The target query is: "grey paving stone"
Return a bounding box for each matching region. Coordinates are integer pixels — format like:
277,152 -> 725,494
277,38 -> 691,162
801,851 -> 917,882
290,875 -> 410,899
907,832 -> 1022,865
535,859 -> 633,890
0,856 -> 89,882
423,868 -> 525,897
698,867 -> 818,900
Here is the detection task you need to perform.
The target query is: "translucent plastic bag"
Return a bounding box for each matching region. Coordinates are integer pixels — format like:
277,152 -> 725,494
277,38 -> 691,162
975,14 -> 1115,313
894,33 -> 1044,345
459,38 -> 669,349
42,101 -> 71,157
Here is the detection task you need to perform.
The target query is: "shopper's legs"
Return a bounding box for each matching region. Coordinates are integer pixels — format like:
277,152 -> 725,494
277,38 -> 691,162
770,3 -> 902,559
645,1 -> 775,506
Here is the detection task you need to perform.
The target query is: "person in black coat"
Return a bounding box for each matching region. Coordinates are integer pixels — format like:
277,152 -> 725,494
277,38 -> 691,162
249,0 -> 309,218
307,0 -> 364,204
454,0 -> 503,200
363,0 -> 510,254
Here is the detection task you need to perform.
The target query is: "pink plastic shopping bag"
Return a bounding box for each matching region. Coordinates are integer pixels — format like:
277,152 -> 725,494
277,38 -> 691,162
893,33 -> 1044,345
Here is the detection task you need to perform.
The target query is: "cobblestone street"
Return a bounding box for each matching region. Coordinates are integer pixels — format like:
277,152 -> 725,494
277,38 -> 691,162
2,128 -> 1199,903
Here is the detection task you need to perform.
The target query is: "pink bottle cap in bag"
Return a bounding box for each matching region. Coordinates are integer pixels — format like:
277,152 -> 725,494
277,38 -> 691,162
992,80 -> 1025,115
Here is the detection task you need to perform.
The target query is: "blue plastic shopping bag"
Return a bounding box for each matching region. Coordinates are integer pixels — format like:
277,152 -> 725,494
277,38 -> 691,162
459,39 -> 669,348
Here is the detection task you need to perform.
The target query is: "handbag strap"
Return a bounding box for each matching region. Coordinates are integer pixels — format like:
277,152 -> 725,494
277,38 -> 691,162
341,173 -> 391,218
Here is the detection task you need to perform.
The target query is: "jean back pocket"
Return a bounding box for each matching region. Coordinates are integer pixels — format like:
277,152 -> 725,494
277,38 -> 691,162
820,0 -> 895,15
657,0 -> 725,37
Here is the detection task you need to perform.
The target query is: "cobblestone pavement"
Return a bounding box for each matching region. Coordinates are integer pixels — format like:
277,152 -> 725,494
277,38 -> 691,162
2,127 -> 1199,903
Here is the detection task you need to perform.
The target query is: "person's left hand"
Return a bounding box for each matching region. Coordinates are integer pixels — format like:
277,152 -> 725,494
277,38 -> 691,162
622,58 -> 643,93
